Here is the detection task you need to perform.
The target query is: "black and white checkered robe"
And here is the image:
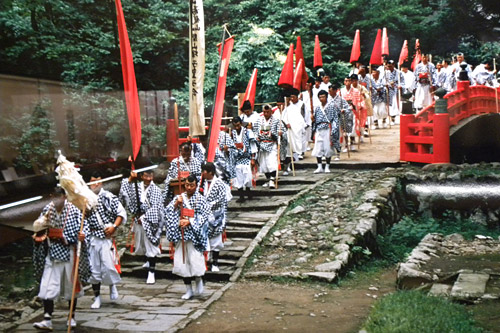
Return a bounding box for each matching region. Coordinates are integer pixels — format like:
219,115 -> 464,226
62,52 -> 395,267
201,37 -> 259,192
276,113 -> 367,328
215,131 -> 236,182
256,115 -> 279,152
163,156 -> 202,203
119,180 -> 164,246
164,192 -> 210,253
231,128 -> 252,166
327,95 -> 353,151
32,201 -> 91,282
191,142 -> 206,165
371,77 -> 388,105
201,176 -> 228,238
86,189 -> 120,239
383,69 -> 405,106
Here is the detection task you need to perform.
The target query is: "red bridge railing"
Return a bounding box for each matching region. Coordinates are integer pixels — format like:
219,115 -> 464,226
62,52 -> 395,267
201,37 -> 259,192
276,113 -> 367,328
400,81 -> 500,164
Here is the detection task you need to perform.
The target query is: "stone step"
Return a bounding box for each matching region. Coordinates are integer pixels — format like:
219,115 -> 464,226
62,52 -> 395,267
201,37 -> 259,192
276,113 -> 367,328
228,219 -> 266,228
450,272 -> 490,301
231,186 -> 302,196
120,265 -> 234,282
228,198 -> 286,211
225,227 -> 260,238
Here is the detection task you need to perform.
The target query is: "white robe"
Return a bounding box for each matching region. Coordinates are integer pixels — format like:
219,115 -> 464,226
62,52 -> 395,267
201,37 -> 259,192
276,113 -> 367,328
283,101 -> 306,156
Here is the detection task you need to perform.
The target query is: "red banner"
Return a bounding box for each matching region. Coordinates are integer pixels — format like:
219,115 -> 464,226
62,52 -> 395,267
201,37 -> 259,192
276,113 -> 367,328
370,29 -> 383,66
243,68 -> 258,110
278,43 -> 294,89
206,36 -> 235,163
314,35 -> 323,69
382,27 -> 389,56
350,30 -> 361,63
411,39 -> 421,71
399,40 -> 408,65
115,0 -> 141,161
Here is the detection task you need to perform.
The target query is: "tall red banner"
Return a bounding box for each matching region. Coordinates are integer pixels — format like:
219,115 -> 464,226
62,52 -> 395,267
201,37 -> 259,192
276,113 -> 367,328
206,36 -> 235,163
350,29 -> 361,63
115,0 -> 141,161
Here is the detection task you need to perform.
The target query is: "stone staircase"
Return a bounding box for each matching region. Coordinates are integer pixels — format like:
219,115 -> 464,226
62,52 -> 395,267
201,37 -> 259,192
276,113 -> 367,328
120,174 -> 316,282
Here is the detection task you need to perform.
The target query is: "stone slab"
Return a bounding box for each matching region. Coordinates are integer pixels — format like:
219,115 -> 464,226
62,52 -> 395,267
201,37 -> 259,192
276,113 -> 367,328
428,283 -> 452,297
451,273 -> 490,300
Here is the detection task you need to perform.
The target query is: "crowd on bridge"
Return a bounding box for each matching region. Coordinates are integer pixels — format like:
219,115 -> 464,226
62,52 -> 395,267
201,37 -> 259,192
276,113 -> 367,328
29,49 -> 498,331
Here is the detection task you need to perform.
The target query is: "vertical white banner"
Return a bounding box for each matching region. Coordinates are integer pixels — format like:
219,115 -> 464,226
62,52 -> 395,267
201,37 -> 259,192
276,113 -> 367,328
189,0 -> 206,136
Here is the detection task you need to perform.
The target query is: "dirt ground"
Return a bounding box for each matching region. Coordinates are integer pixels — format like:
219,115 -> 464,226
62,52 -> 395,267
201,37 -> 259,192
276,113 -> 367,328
183,270 -> 397,333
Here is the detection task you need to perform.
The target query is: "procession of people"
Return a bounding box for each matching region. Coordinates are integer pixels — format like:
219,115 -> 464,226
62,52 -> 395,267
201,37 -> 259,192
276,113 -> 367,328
29,48 -> 498,331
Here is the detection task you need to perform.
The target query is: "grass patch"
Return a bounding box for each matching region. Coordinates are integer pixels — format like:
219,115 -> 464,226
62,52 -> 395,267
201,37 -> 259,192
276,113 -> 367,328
377,211 -> 500,264
362,290 -> 484,333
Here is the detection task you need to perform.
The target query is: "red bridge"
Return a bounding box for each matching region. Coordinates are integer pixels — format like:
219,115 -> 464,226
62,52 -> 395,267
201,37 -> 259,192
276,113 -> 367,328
400,81 -> 500,164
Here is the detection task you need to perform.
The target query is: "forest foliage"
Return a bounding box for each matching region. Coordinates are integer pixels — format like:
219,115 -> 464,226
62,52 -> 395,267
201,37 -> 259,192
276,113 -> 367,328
1,0 -> 499,99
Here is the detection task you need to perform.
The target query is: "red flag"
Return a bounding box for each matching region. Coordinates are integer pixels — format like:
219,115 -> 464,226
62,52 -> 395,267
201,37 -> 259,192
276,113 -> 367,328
382,27 -> 389,56
313,35 -> 323,69
293,59 -> 304,91
398,40 -> 408,65
206,36 -> 235,163
369,29 -> 383,66
115,0 -> 141,161
350,30 -> 361,63
411,39 -> 421,71
278,43 -> 294,89
295,36 -> 309,90
243,68 -> 258,110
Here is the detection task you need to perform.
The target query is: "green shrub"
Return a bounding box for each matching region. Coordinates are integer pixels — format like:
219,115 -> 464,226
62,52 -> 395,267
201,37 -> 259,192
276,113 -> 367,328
377,212 -> 500,264
363,290 -> 483,333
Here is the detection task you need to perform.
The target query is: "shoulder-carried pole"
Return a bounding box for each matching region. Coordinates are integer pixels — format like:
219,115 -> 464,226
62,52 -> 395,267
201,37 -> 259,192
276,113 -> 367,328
494,59 -> 498,113
67,201 -> 87,333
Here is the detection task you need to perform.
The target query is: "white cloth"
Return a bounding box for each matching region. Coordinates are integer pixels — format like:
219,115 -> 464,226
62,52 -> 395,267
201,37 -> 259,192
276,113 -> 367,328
241,112 -> 260,154
258,146 -> 278,173
133,223 -> 161,258
89,236 -> 121,285
233,164 -> 252,189
311,128 -> 333,158
208,234 -> 224,251
373,102 -> 387,121
402,70 -> 415,92
283,101 -> 306,155
172,241 -> 206,278
414,84 -> 432,109
389,93 -> 399,117
37,247 -> 84,300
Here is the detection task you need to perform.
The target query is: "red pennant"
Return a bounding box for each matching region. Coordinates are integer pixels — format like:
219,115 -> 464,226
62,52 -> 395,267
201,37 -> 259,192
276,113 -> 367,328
293,59 -> 304,91
243,68 -> 258,110
411,39 -> 421,71
399,40 -> 408,66
313,35 -> 323,69
369,29 -> 383,66
115,0 -> 141,161
206,36 -> 235,163
350,30 -> 361,63
278,43 -> 294,89
382,27 -> 389,56
295,36 -> 309,90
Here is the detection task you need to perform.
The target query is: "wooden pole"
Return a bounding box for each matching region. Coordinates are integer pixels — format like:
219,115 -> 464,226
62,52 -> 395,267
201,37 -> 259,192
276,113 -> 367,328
284,97 -> 295,176
341,112 -> 350,159
384,67 -> 392,129
67,201 -> 87,332
494,59 -> 499,114
275,105 -> 283,189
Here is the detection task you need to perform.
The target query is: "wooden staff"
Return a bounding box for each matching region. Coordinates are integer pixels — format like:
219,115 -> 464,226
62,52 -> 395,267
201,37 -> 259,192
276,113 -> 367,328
285,97 -> 296,176
67,200 -> 87,333
384,67 -> 392,129
275,105 -> 283,189
397,63 -> 402,115
494,59 -> 499,113
177,159 -> 185,264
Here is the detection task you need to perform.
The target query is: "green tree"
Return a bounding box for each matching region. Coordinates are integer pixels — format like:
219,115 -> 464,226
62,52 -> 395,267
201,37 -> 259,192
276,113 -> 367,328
3,101 -> 59,174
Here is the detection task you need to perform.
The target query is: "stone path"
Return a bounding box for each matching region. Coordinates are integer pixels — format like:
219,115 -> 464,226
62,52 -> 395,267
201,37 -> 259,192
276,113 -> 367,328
8,124 -> 402,332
